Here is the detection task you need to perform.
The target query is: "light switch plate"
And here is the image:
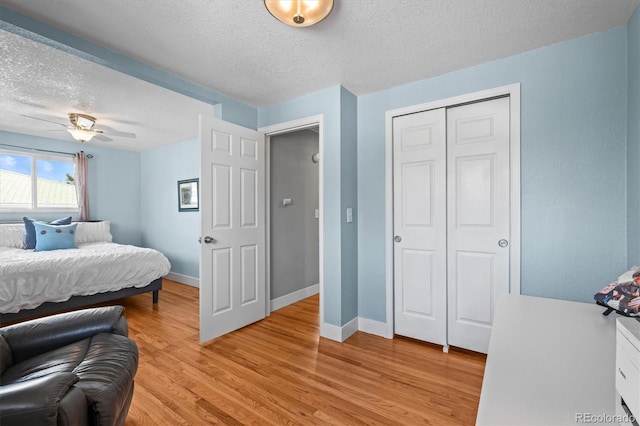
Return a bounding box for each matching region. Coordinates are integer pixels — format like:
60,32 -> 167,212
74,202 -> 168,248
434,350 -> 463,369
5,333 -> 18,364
346,207 -> 353,223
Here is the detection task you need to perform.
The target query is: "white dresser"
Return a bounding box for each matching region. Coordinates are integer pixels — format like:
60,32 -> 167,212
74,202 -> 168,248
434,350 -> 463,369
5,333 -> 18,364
616,317 -> 640,424
477,294 -> 625,425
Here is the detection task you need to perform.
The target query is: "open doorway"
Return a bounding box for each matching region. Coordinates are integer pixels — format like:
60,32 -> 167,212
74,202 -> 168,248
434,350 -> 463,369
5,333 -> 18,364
268,127 -> 320,311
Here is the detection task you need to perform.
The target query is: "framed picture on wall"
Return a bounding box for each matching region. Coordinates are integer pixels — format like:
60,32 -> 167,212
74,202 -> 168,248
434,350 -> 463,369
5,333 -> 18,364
178,178 -> 199,212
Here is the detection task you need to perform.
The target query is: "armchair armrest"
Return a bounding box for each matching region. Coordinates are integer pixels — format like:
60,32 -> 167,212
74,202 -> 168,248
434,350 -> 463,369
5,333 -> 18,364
0,306 -> 128,363
0,372 -> 79,426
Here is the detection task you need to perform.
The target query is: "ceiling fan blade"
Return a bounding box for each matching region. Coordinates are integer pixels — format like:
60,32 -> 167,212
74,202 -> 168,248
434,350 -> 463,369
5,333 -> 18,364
17,99 -> 47,109
20,114 -> 67,127
93,134 -> 113,142
101,129 -> 136,138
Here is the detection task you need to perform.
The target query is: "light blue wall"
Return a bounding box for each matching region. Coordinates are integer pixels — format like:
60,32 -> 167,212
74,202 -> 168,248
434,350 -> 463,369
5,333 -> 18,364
357,27 -> 630,322
628,8 -> 640,267
258,86 -> 358,327
140,139 -> 200,279
0,131 -> 142,245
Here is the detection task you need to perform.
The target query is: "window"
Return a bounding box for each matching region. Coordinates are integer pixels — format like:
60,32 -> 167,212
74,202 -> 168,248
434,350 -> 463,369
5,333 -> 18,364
0,150 -> 78,212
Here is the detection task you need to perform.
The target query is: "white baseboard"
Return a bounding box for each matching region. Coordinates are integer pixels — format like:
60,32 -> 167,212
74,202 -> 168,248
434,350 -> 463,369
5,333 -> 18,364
322,317 -> 391,342
162,276 -> 392,341
270,284 -> 319,312
321,316 -> 359,342
358,317 -> 392,339
343,316 -> 359,340
321,322 -> 342,342
165,272 -> 199,288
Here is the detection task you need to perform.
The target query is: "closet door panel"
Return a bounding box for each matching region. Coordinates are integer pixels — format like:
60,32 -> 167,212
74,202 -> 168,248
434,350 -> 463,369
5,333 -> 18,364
393,108 -> 447,345
447,97 -> 511,354
456,155 -> 495,227
455,251 -> 494,325
400,249 -> 435,317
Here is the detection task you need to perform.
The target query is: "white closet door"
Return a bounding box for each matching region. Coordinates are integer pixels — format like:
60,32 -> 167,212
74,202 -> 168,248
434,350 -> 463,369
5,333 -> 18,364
446,97 -> 511,354
393,108 -> 447,345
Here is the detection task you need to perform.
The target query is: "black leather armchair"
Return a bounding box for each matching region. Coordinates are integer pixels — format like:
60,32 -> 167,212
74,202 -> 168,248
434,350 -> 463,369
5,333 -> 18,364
0,306 -> 138,426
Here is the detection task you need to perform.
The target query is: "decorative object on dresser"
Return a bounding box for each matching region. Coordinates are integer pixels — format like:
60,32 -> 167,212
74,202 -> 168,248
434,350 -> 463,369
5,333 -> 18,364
0,221 -> 170,324
595,266 -> 640,317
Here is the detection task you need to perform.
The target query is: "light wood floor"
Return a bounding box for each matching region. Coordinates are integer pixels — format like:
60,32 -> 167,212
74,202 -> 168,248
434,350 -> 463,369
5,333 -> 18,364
109,279 -> 486,425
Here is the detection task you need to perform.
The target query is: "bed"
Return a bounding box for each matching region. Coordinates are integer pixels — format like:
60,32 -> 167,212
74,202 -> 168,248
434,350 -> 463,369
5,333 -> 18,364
0,221 -> 171,323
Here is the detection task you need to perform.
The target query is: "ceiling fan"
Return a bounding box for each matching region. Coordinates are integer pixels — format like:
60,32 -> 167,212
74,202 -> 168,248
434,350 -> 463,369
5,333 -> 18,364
21,113 -> 137,143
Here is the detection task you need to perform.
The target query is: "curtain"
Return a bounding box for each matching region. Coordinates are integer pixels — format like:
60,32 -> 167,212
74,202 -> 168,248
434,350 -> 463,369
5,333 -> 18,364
74,151 -> 90,221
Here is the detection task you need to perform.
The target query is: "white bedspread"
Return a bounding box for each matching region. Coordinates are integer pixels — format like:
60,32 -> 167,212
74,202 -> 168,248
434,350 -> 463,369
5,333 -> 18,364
0,242 -> 171,313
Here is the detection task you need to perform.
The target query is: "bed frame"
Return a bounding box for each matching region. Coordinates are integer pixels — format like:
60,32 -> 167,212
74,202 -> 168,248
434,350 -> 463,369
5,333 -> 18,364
0,277 -> 162,324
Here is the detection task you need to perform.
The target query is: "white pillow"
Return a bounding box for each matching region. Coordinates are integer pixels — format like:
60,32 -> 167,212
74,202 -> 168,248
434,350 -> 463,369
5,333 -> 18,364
0,223 -> 26,248
75,221 -> 113,244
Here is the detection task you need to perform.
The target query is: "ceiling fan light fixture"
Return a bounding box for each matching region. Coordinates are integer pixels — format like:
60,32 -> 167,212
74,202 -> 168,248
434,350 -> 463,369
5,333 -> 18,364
67,128 -> 96,143
264,0 -> 333,27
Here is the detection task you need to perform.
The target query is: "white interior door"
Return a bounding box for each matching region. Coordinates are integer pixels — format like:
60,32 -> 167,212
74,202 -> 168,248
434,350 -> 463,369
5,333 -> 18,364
199,116 -> 266,343
446,97 -> 511,353
393,108 -> 447,345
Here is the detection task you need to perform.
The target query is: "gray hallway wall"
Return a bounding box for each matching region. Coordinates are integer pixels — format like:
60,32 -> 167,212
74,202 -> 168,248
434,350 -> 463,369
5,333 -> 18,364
270,129 -> 319,301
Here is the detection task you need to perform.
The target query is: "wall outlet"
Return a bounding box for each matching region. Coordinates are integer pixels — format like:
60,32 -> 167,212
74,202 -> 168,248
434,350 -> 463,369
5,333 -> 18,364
346,207 -> 353,223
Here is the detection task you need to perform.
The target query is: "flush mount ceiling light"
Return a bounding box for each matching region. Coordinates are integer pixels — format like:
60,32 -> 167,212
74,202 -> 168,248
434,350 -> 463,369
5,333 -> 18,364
264,0 -> 334,27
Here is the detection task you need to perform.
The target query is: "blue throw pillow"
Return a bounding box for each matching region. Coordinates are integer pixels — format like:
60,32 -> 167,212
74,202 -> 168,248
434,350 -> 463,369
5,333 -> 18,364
33,222 -> 78,252
23,216 -> 72,249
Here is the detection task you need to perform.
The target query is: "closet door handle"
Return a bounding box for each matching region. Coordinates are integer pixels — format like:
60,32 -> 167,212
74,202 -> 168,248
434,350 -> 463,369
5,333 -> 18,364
498,239 -> 508,248
394,236 -> 402,243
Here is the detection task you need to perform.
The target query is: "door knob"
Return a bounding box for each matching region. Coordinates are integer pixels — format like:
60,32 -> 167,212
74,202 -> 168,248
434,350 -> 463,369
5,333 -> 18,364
498,239 -> 509,248
200,236 -> 215,244
394,235 -> 402,243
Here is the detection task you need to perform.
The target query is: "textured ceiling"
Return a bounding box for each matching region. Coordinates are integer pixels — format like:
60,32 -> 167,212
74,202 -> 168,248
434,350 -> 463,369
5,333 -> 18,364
0,0 -> 638,151
0,29 -> 213,151
2,0 -> 637,108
